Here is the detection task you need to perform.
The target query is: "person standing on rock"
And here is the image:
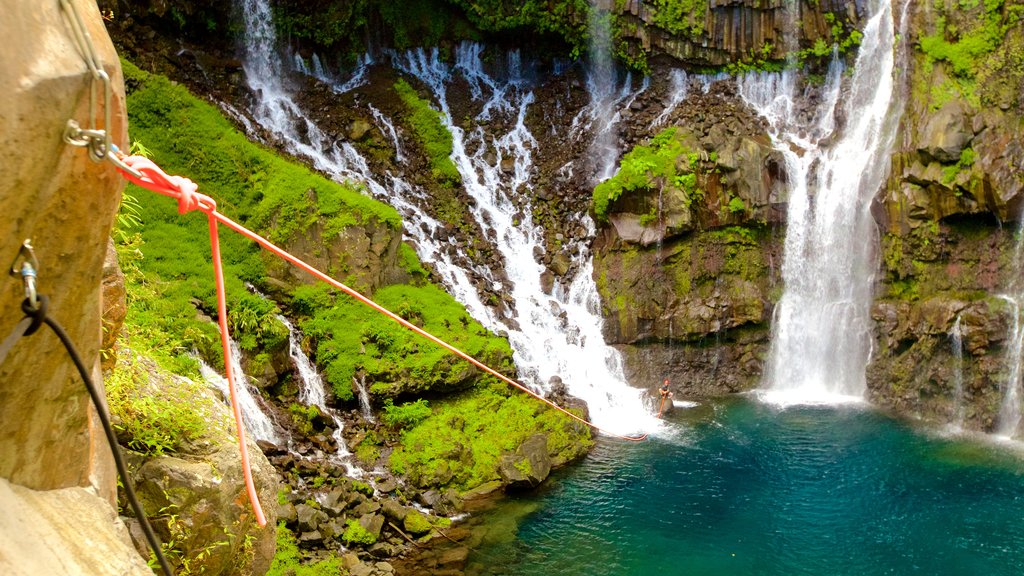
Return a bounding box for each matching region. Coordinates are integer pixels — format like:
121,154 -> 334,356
657,379 -> 673,418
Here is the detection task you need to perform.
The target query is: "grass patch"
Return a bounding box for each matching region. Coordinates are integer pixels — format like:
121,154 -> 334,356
388,382 -> 593,491
299,283 -> 513,402
393,78 -> 461,186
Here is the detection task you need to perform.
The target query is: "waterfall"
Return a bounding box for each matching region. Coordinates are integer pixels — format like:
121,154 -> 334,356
949,315 -> 966,430
352,375 -> 375,423
998,293 -> 1023,437
200,343 -> 281,445
650,69 -> 689,129
276,314 -> 355,456
236,0 -> 657,435
739,0 -> 902,405
393,44 -> 658,435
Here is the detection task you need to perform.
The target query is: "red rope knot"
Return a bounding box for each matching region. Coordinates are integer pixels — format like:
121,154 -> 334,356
120,155 -> 215,214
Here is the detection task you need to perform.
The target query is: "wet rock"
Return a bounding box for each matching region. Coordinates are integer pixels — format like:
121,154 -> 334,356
918,100 -> 971,163
359,513 -> 385,539
349,118 -> 373,140
381,499 -> 409,523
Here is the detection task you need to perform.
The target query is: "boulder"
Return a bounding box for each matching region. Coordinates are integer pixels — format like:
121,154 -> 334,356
498,434 -> 552,489
0,0 -> 145,572
0,478 -> 151,575
359,512 -> 385,539
917,99 -> 971,164
1,0 -> 126,498
131,367 -> 280,575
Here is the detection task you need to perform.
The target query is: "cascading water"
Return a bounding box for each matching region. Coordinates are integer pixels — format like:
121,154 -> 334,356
351,375 -> 374,423
200,342 -> 281,444
236,0 -> 655,435
650,69 -> 689,129
949,315 -> 966,430
277,314 -> 355,457
739,0 -> 902,405
393,44 -> 658,435
997,292 -> 1023,437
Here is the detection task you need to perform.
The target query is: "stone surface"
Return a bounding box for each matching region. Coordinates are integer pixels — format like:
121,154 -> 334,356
0,478 -> 150,575
0,0 -> 125,497
498,434 -> 552,489
131,362 -> 280,575
101,240 -> 127,372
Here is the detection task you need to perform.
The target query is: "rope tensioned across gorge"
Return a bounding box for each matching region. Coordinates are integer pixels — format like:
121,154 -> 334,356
112,152 -> 650,520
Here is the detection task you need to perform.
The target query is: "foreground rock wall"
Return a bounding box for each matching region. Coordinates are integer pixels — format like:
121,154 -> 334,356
0,1 -> 150,574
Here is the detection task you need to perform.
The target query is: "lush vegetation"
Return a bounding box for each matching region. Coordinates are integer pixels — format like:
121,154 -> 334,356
644,0 -> 708,37
298,283 -> 514,401
106,349 -> 217,456
393,79 -> 461,186
917,0 -> 1024,109
388,382 -> 593,491
593,127 -> 705,220
267,523 -> 345,576
445,0 -> 591,57
119,59 -> 401,374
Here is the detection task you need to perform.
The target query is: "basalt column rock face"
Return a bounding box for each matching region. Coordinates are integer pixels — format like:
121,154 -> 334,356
870,0 -> 1024,431
592,78 -> 784,398
0,0 -> 150,574
615,0 -> 859,67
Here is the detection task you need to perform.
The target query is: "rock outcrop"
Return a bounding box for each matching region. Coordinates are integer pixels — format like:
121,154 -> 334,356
869,0 -> 1024,431
0,1 -> 149,573
129,373 -> 280,574
614,0 -> 860,67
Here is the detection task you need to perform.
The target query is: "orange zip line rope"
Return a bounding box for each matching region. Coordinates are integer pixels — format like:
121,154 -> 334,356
114,154 -> 649,523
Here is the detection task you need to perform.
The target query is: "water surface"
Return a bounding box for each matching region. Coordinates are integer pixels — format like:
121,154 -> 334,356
467,399 -> 1024,575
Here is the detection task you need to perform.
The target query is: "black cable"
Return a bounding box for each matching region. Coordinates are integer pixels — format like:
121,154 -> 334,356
4,297 -> 174,576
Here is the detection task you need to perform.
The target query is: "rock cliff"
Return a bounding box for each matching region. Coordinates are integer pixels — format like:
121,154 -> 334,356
0,0 -> 148,573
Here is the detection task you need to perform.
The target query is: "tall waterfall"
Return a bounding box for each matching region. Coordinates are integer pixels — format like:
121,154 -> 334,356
236,1 -> 656,435
740,0 -> 902,404
949,315 -> 966,430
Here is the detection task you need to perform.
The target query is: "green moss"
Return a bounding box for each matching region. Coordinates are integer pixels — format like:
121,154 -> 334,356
942,147 -> 977,186
301,283 -> 513,402
120,59 -> 400,369
594,127 -> 708,220
917,0 -> 1023,108
342,519 -> 377,546
403,510 -> 434,535
393,79 -> 461,186
268,523 -> 344,576
288,403 -> 321,436
105,352 -> 211,456
382,398 -> 432,429
388,383 -> 592,491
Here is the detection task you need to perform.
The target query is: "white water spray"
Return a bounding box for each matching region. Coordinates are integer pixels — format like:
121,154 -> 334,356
392,44 -> 658,435
998,292 -> 1024,437
650,69 -> 689,129
740,0 -> 902,405
237,0 -> 656,435
950,315 -> 966,430
200,344 -> 281,445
